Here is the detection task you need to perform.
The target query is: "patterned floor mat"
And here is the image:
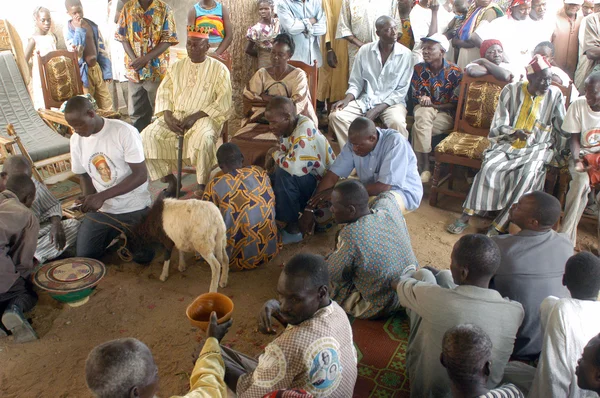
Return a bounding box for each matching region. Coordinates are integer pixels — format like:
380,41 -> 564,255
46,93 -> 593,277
352,311 -> 411,397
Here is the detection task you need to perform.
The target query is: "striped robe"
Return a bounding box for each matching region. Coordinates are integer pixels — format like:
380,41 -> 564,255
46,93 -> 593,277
141,56 -> 232,185
463,82 -> 566,232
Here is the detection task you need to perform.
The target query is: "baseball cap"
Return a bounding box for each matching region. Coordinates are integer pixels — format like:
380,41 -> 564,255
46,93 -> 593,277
420,33 -> 450,52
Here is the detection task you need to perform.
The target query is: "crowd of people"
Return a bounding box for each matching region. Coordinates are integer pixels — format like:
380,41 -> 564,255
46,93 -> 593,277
3,0 -> 600,396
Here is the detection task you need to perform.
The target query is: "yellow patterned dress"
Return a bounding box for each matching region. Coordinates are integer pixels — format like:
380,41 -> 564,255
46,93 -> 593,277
202,166 -> 280,271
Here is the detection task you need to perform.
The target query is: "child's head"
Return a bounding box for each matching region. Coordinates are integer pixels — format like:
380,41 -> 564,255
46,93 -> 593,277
33,7 -> 52,34
453,0 -> 469,15
65,0 -> 84,20
564,252 -> 600,300
258,0 -> 274,20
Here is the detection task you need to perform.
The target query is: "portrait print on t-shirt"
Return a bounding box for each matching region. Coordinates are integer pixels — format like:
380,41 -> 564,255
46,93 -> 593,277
90,153 -> 118,187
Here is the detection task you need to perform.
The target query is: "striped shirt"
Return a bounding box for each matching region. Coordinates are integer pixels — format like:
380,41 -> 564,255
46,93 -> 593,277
477,383 -> 524,398
31,179 -> 61,224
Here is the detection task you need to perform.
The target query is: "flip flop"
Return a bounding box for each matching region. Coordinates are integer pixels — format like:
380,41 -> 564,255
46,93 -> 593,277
447,219 -> 469,234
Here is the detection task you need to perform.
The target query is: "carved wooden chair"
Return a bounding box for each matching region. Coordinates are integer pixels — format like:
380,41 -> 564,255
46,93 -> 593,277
289,60 -> 318,110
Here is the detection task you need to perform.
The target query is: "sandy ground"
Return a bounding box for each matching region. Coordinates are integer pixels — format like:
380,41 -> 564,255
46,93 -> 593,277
0,191 -> 596,397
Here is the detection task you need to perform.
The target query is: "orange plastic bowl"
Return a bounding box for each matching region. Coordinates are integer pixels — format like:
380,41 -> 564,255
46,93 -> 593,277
186,292 -> 234,331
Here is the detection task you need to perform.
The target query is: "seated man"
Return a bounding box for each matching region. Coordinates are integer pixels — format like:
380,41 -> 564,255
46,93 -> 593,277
327,180 -> 418,319
576,333 -> 600,396
447,55 -> 566,235
411,33 -> 463,182
0,156 -> 79,264
0,175 -> 39,343
441,324 -> 525,398
559,71 -> 600,246
264,96 -> 335,243
329,15 -> 413,148
85,312 -> 232,397
490,191 -> 572,361
221,253 -> 357,396
394,234 -> 524,397
300,117 -> 422,234
464,39 -> 513,81
202,143 -> 280,271
527,252 -> 600,397
141,26 -> 232,198
65,96 -> 154,263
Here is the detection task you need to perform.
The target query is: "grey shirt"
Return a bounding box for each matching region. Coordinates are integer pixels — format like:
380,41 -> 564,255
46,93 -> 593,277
491,230 -> 572,359
397,278 -> 524,398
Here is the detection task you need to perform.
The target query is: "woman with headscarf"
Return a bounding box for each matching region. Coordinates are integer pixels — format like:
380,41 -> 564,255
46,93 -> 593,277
465,39 -> 514,81
453,0 -> 505,68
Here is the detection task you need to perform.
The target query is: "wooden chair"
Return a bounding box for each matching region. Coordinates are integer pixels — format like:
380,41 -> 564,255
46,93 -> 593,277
429,74 -> 509,207
289,60 -> 318,110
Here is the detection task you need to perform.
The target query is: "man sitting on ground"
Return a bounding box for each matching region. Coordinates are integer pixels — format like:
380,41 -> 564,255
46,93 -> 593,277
202,143 -> 280,271
141,25 -> 232,198
0,156 -> 80,264
65,96 -> 154,263
411,33 -> 463,183
526,252 -> 600,397
329,15 -> 413,148
490,191 -> 572,361
447,55 -> 566,235
326,180 -> 418,319
441,324 -> 525,398
0,175 -> 39,343
300,117 -> 422,234
85,312 -> 232,397
222,253 -> 357,397
394,234 -> 524,397
576,333 -> 600,396
264,97 -> 335,244
559,71 -> 600,246
464,39 -> 513,81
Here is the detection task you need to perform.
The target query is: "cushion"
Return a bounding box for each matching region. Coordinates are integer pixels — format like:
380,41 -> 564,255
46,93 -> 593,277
463,81 -> 502,130
47,56 -> 79,103
435,132 -> 490,160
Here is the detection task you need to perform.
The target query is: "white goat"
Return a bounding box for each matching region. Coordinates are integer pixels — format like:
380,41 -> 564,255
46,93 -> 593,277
135,197 -> 229,292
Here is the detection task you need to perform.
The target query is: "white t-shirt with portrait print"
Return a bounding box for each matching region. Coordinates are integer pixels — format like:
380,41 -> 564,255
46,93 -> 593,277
562,96 -> 600,155
70,118 -> 151,214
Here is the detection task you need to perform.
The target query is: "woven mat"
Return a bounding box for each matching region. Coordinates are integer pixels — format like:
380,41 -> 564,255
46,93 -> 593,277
352,311 -> 411,397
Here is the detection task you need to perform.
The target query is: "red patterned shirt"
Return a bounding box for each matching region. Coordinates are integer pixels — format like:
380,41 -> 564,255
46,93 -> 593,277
411,59 -> 463,113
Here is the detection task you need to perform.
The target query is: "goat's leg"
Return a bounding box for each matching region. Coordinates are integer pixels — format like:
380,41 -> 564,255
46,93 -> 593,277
200,252 -> 222,293
160,248 -> 172,282
216,235 -> 229,288
178,250 -> 187,273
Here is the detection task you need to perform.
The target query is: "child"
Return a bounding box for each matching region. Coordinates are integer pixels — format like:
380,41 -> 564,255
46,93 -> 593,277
445,0 -> 468,63
246,0 -> 280,69
187,0 -> 233,61
25,7 -> 57,110
64,0 -> 114,111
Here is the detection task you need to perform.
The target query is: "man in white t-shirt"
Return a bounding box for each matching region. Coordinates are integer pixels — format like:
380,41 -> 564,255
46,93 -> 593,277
64,96 -> 154,262
559,71 -> 600,246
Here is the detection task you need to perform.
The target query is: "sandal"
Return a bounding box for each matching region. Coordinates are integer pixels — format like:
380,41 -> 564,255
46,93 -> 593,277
447,219 -> 469,234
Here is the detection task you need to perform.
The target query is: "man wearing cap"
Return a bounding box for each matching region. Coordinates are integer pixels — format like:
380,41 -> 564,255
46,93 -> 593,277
552,0 -> 584,79
141,26 -> 232,198
574,4 -> 600,91
410,33 -> 463,183
464,39 -> 514,81
329,15 -> 413,149
447,55 -> 566,235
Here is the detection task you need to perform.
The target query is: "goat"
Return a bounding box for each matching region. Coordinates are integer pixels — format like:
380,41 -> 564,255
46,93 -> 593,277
134,197 -> 229,292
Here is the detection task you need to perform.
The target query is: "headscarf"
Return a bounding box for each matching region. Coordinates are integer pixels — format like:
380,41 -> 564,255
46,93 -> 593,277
480,39 -> 503,58
507,0 -> 532,17
525,54 -> 552,75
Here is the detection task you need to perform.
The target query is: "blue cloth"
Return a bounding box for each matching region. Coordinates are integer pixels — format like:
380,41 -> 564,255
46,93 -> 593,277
272,166 -> 317,224
277,0 -> 326,67
329,128 -> 423,211
64,18 -> 113,88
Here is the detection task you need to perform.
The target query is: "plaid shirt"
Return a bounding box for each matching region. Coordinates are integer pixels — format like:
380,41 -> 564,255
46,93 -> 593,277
115,0 -> 178,83
411,59 -> 463,109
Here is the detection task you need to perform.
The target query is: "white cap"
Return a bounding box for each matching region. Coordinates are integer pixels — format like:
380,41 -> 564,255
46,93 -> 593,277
564,0 -> 584,4
420,33 -> 450,52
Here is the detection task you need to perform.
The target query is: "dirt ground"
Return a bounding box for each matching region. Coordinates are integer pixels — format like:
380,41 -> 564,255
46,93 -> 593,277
1,192 -> 596,397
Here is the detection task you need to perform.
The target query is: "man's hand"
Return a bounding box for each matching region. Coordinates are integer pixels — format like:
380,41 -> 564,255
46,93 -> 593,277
421,265 -> 440,275
512,129 -> 530,142
181,112 -> 207,130
307,188 -> 334,208
258,299 -> 281,334
309,17 -> 317,24
206,311 -> 233,342
331,98 -> 350,112
327,50 -> 338,68
130,55 -> 150,71
429,0 -> 440,11
264,146 -> 278,174
164,112 -> 184,135
390,278 -> 401,291
104,79 -> 113,84
81,193 -> 105,213
418,96 -> 433,107
299,212 -> 316,236
365,104 -> 388,121
71,15 -> 83,28
50,221 -> 67,251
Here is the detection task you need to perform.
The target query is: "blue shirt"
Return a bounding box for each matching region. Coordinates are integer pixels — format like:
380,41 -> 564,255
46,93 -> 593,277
277,0 -> 326,67
329,128 -> 423,211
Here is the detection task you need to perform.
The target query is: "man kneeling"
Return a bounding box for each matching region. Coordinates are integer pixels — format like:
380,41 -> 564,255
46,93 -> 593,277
327,180 -> 418,319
